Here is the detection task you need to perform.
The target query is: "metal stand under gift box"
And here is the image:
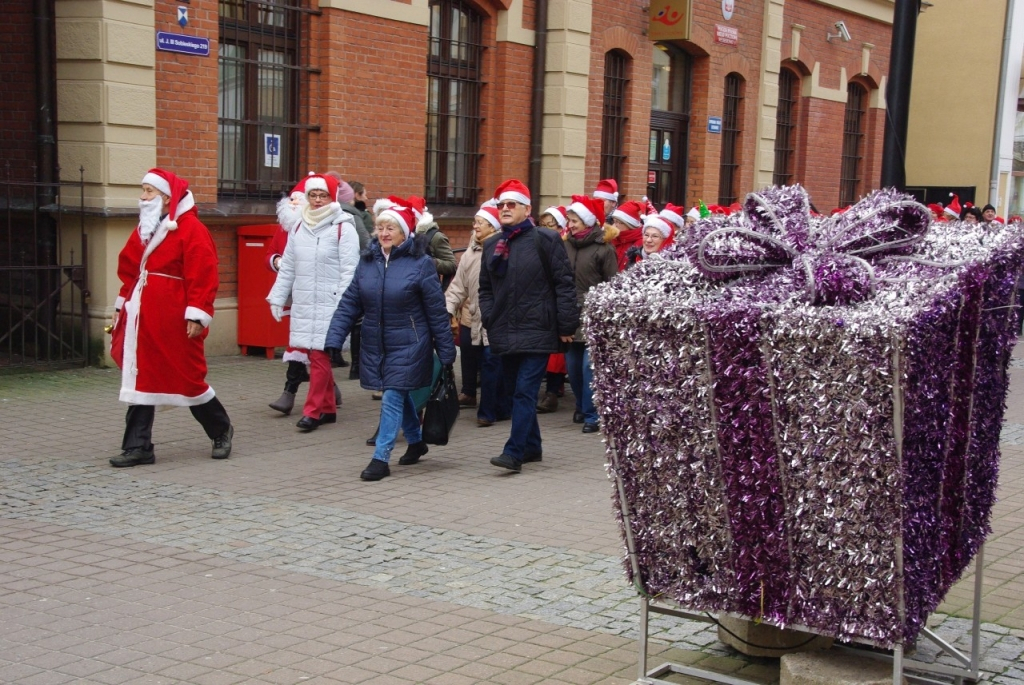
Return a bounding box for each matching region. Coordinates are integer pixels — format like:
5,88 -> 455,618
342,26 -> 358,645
609,428 -> 986,684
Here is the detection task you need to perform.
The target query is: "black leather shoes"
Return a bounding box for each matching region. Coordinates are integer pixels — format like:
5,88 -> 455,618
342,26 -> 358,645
489,453 -> 521,472
572,411 -> 585,424
522,452 -> 542,463
360,458 -> 390,481
398,441 -> 429,465
582,422 -> 600,434
319,413 -> 336,424
110,447 -> 155,467
296,415 -> 320,432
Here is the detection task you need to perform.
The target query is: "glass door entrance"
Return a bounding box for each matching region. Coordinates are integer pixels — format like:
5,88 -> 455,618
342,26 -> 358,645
647,44 -> 691,207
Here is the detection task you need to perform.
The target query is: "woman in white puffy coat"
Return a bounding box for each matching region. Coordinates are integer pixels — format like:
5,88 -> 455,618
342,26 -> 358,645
267,174 -> 360,431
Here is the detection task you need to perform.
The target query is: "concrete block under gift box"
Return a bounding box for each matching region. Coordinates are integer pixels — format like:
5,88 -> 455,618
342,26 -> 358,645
585,186 -> 1024,647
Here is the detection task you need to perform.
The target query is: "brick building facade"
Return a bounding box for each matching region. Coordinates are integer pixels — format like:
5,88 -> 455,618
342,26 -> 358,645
1,0 -> 895,361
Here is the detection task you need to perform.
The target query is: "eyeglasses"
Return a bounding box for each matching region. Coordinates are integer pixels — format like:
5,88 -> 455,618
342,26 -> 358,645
307,191 -> 330,200
496,201 -> 520,210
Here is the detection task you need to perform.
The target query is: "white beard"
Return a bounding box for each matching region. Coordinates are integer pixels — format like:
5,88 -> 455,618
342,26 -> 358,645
276,195 -> 305,231
138,197 -> 164,243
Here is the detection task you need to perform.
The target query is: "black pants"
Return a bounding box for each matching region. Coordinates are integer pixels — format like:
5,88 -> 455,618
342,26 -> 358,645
122,397 -> 231,451
458,325 -> 483,396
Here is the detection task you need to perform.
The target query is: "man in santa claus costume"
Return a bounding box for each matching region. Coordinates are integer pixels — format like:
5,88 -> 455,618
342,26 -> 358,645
108,168 -> 234,467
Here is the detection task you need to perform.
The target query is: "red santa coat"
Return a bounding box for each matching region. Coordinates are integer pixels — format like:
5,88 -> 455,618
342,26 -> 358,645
111,192 -> 219,406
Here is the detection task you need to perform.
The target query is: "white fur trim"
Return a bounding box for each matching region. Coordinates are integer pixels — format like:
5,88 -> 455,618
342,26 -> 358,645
944,206 -> 959,218
119,385 -> 216,407
142,172 -> 171,197
373,198 -> 396,217
417,211 -> 435,228
611,208 -> 641,228
661,209 -> 685,228
498,190 -> 531,206
644,214 -> 672,238
542,207 -> 567,228
476,210 -> 500,230
568,202 -> 597,227
481,199 -> 498,208
185,306 -> 213,328
282,349 -> 310,365
304,177 -> 329,195
114,296 -> 125,310
174,190 -> 195,220
379,208 -> 412,236
594,189 -> 618,202
686,207 -> 701,221
166,220 -> 178,230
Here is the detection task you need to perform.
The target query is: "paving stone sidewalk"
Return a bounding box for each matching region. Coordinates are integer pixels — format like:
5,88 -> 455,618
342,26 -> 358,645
1,354 -> 1023,684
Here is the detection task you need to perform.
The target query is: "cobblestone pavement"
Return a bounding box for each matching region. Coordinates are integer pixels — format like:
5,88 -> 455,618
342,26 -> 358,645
2,353 -> 1024,684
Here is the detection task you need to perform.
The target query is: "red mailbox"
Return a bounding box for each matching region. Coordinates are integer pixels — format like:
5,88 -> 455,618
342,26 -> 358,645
237,224 -> 289,358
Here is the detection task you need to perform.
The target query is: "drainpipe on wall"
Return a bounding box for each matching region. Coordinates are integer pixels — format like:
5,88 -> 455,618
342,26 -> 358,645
880,0 -> 921,190
989,0 -> 1017,211
34,0 -> 57,203
528,0 -> 549,215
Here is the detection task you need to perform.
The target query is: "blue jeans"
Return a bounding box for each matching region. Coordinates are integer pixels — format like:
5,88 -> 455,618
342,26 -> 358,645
372,389 -> 422,463
565,342 -> 597,424
500,352 -> 548,460
478,345 -> 511,422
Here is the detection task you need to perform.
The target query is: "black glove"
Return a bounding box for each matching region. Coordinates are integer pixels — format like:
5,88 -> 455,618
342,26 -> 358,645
324,346 -> 340,359
443,363 -> 454,375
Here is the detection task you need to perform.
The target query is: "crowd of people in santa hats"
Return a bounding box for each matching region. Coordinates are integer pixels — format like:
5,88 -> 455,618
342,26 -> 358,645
118,166 -> 1024,480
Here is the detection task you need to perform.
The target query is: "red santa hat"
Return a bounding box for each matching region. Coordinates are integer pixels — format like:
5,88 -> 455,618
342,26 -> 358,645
304,174 -> 340,201
541,206 -> 568,229
611,200 -> 644,228
475,201 -> 501,231
567,195 -> 606,228
402,195 -> 434,228
945,194 -> 961,218
643,213 -> 673,239
593,178 -> 619,202
927,203 -> 943,217
494,179 -> 531,206
378,203 -> 418,238
373,197 -> 397,216
687,206 -> 701,221
659,203 -> 686,229
141,168 -> 190,229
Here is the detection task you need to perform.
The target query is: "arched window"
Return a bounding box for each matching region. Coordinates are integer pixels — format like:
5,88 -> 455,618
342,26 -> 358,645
840,82 -> 868,206
718,73 -> 744,205
425,0 -> 484,206
773,68 -> 799,186
601,50 -> 630,186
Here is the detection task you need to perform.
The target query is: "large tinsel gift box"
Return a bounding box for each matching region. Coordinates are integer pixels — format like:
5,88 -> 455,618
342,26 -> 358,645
586,186 -> 1024,647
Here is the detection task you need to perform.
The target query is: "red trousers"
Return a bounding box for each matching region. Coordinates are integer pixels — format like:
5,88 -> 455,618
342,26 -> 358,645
303,350 -> 337,418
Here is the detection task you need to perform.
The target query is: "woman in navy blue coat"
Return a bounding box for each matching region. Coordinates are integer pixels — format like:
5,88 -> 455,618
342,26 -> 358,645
325,202 -> 457,481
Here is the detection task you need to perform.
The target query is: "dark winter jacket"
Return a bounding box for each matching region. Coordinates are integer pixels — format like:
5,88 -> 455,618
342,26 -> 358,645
564,227 -> 618,342
325,234 -> 457,391
478,221 -> 579,355
339,202 -> 373,250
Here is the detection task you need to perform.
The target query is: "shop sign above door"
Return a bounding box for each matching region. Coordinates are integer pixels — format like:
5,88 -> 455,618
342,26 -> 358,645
649,0 -> 692,41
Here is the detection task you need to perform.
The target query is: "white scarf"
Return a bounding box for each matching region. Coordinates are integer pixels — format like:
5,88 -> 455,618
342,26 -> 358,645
301,202 -> 338,229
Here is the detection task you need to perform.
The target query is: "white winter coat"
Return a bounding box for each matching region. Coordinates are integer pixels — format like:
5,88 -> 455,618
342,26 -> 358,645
267,204 -> 360,350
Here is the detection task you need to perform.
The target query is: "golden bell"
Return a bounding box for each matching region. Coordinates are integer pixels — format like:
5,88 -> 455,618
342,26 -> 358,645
104,324 -> 114,334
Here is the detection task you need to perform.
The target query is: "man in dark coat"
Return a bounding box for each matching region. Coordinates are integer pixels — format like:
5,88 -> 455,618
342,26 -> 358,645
479,179 -> 579,473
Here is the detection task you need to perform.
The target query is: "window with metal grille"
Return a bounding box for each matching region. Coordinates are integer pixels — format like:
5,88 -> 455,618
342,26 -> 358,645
840,82 -> 867,206
718,73 -> 743,205
218,0 -> 317,199
425,0 -> 484,206
773,68 -> 799,186
601,50 -> 629,186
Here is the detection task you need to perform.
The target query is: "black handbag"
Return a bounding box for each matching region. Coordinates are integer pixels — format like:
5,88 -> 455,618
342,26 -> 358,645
421,365 -> 459,445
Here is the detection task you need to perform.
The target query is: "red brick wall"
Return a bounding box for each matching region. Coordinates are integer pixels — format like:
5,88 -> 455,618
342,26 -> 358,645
585,1 -> 652,202
1,1 -> 40,182
154,0 -> 219,201
782,0 -> 891,209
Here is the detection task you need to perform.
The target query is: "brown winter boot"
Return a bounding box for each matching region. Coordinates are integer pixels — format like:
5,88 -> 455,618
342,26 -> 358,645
536,392 -> 559,413
269,391 -> 296,415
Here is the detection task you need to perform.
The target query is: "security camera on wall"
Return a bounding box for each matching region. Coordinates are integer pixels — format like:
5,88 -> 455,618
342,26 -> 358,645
828,21 -> 852,43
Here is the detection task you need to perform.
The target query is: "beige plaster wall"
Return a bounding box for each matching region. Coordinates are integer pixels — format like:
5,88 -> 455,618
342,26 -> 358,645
905,1 -> 1004,192
539,0 -> 592,208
